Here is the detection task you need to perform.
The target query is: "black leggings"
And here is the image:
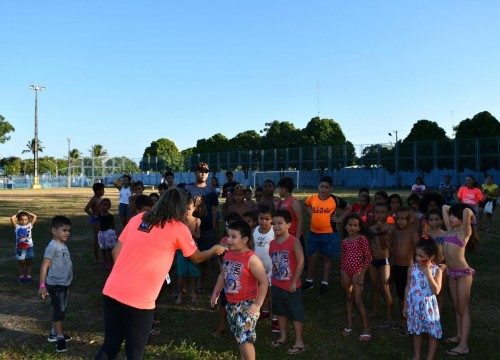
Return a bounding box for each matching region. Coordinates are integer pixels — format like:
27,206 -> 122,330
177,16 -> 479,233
95,295 -> 155,360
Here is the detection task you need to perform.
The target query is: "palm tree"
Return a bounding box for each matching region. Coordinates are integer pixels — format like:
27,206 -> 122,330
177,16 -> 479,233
69,148 -> 81,176
88,144 -> 108,178
22,138 -> 45,155
22,138 -> 45,176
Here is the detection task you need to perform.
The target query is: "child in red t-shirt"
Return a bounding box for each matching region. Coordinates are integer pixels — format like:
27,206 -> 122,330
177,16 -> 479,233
211,221 -> 268,360
269,209 -> 306,355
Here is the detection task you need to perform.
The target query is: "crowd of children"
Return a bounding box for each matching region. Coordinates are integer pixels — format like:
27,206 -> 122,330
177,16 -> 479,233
9,170 -> 488,358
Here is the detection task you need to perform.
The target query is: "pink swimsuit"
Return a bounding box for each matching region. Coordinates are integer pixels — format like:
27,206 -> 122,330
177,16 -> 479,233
444,235 -> 475,278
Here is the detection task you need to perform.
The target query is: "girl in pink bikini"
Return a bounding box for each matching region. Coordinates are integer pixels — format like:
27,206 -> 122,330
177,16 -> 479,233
442,203 -> 478,356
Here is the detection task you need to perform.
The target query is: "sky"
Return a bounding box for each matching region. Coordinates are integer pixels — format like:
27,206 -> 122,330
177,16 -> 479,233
1,1 -> 499,161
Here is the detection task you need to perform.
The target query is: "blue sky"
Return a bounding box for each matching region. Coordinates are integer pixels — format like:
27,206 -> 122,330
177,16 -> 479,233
1,1 -> 498,161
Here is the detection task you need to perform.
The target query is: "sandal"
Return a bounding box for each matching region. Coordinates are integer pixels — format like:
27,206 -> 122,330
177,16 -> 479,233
359,333 -> 372,341
271,339 -> 285,348
287,346 -> 306,355
149,328 -> 160,336
342,327 -> 353,336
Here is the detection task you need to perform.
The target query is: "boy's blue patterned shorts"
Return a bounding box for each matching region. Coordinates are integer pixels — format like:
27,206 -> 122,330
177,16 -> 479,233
225,300 -> 259,345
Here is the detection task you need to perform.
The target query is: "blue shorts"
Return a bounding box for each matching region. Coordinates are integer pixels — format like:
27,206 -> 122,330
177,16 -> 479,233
16,246 -> 34,261
225,300 -> 259,345
175,250 -> 200,277
306,231 -> 339,259
118,203 -> 131,218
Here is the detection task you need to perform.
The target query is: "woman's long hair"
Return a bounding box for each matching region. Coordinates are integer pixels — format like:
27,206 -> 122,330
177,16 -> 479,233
142,188 -> 188,228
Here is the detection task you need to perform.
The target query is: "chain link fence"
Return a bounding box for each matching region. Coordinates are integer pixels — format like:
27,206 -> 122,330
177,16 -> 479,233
2,138 -> 499,190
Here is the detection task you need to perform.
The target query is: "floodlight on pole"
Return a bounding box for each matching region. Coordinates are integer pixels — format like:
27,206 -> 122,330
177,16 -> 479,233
29,85 -> 45,189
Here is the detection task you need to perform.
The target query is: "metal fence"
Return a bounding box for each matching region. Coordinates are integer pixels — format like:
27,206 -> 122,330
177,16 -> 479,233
2,137 -> 499,190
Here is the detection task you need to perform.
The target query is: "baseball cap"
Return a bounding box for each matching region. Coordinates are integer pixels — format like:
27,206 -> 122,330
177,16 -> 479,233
196,162 -> 210,172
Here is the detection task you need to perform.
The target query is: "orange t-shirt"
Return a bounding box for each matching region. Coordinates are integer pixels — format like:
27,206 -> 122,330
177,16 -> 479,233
102,213 -> 197,309
304,194 -> 347,233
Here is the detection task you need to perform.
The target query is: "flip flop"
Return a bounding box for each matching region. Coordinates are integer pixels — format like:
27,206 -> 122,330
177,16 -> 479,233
149,328 -> 160,336
359,333 -> 372,341
287,346 -> 306,355
342,327 -> 353,336
446,349 -> 469,356
271,339 -> 285,348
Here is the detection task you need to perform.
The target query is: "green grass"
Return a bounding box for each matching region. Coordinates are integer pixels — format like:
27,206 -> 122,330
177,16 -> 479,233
0,188 -> 497,359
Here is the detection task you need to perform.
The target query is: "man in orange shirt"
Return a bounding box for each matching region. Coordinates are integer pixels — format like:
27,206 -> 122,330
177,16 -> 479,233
302,176 -> 351,295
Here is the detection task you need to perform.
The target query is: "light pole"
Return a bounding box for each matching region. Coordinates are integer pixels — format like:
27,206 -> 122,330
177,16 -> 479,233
67,138 -> 71,188
29,84 -> 45,189
388,131 -> 399,189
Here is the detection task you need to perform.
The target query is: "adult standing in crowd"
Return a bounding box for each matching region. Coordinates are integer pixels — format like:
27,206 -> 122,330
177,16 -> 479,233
222,170 -> 239,201
94,188 -> 227,359
163,171 -> 177,190
185,162 -> 220,293
478,174 -> 499,231
439,175 -> 457,206
457,175 -> 483,215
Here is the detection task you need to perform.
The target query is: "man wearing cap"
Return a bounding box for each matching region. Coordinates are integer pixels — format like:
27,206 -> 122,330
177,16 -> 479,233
222,171 -> 239,201
185,162 -> 219,293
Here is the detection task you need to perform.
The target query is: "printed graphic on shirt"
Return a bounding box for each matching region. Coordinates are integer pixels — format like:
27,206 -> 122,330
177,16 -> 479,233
16,225 -> 32,249
223,259 -> 244,294
137,222 -> 154,233
255,234 -> 270,248
271,249 -> 292,281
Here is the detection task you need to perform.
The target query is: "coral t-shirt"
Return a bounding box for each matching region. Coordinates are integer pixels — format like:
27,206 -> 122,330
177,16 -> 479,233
279,197 -> 299,236
102,214 -> 197,309
457,186 -> 483,206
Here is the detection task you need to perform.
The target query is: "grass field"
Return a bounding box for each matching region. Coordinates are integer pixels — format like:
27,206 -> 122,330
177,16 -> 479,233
0,188 -> 497,359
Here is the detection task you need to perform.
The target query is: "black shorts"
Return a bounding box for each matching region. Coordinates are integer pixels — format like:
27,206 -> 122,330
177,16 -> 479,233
271,286 -> 304,322
47,284 -> 70,322
392,265 -> 409,301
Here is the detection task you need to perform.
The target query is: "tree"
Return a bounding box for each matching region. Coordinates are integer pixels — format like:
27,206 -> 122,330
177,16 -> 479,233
0,156 -> 21,175
228,130 -> 261,151
260,121 -> 301,149
89,144 -> 108,159
454,111 -> 500,139
300,117 -> 347,146
142,138 -> 181,171
0,115 -> 15,144
22,138 -> 45,155
194,133 -> 230,154
403,120 -> 448,142
394,120 -> 449,174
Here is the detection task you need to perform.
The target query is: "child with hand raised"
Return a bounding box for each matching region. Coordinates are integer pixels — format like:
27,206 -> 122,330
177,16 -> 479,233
403,235 -> 443,360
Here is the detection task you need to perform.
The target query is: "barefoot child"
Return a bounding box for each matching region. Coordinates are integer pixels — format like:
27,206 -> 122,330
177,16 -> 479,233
340,214 -> 372,341
211,221 -> 268,360
389,206 -> 419,334
97,199 -> 117,270
84,183 -> 105,262
269,209 -> 306,355
227,184 -> 253,218
175,196 -> 201,305
10,210 -> 37,284
39,216 -> 73,353
442,203 -> 478,356
403,235 -> 443,360
368,203 -> 393,328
